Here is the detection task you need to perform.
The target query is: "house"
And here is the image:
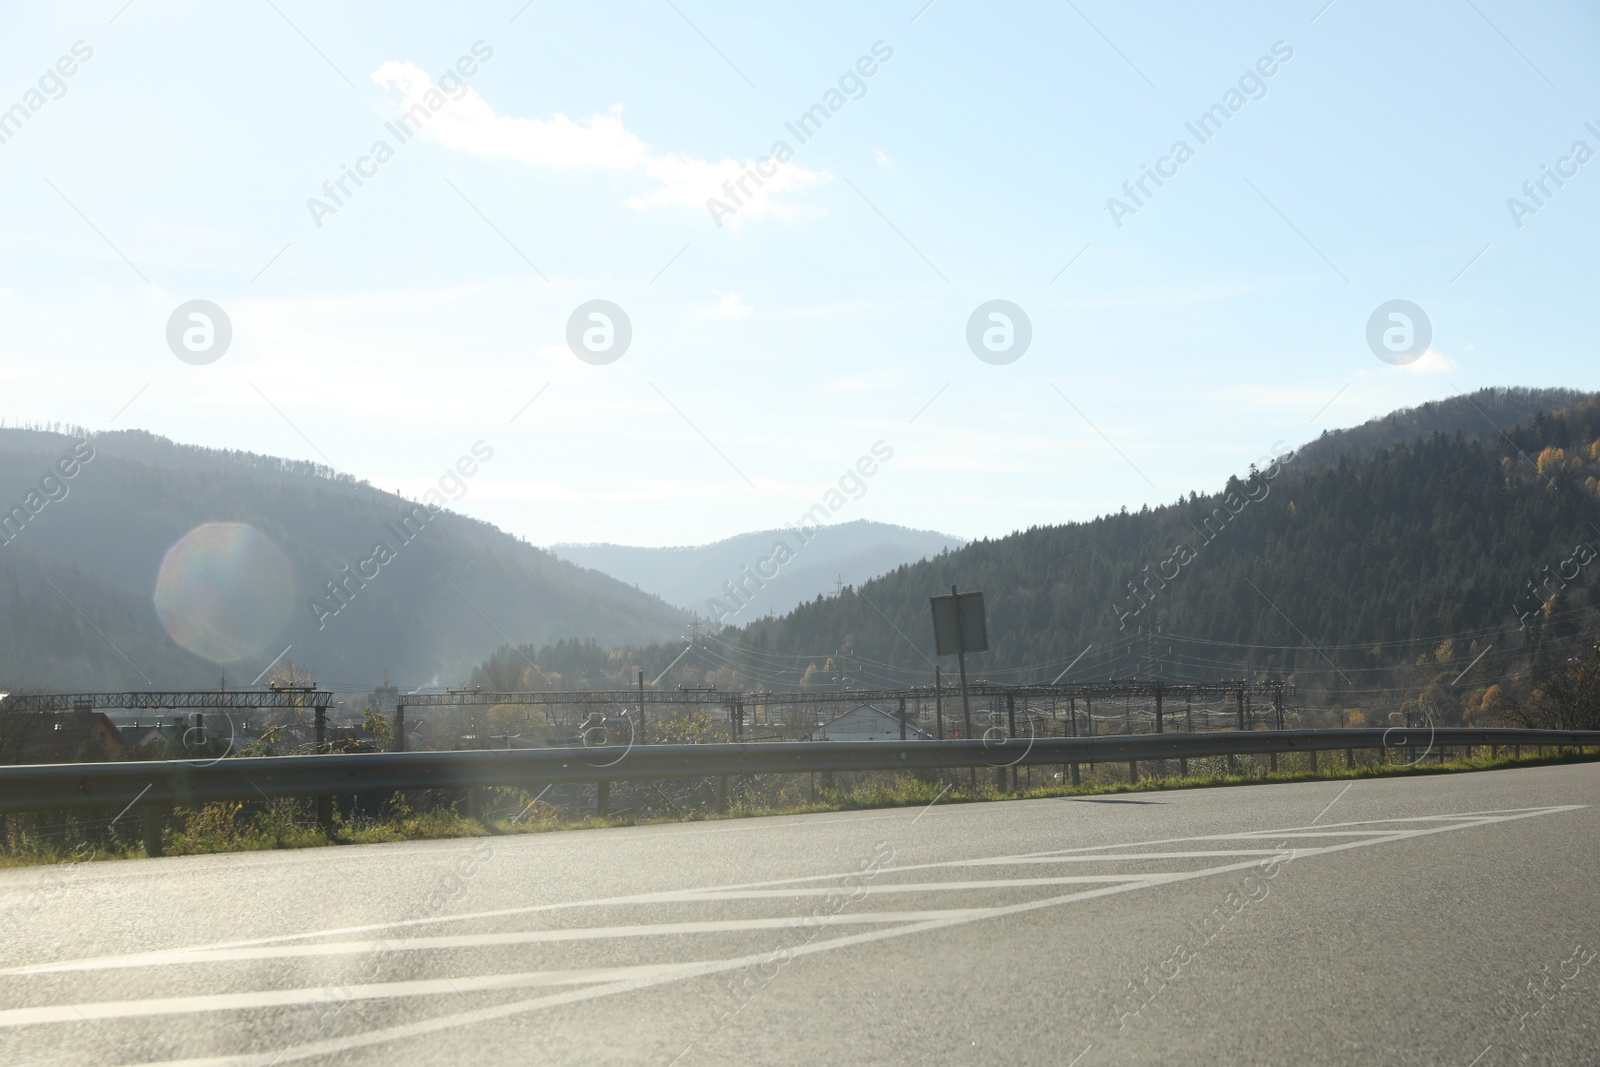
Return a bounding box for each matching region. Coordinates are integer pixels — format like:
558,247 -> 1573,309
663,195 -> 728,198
816,703 -> 934,742
2,711 -> 127,764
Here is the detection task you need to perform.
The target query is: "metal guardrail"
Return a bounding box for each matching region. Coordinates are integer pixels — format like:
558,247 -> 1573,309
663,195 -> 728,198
1,728 -> 1595,819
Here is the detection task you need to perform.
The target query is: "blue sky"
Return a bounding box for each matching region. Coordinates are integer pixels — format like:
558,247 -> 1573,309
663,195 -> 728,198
2,0 -> 1597,546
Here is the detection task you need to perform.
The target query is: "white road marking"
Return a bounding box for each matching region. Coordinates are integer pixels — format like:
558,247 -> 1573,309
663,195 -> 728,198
4,807 -> 1574,980
1312,782 -> 1354,825
95,805 -> 1583,1067
1198,829 -> 1406,840
0,963 -> 685,1027
642,873 -> 1158,901
5,910 -> 982,975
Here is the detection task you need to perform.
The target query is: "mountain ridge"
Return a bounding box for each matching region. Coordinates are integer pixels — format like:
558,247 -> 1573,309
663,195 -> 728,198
0,428 -> 690,690
550,520 -> 965,621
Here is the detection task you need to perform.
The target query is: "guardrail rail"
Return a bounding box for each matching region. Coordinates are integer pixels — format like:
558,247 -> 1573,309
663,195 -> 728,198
2,727 -> 1595,856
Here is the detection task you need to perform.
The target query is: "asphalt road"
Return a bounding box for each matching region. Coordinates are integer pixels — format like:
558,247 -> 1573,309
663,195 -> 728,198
2,763 -> 1597,1066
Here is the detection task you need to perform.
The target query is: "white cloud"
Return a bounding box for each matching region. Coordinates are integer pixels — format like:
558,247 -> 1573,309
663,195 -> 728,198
1398,347 -> 1457,374
370,61 -> 825,223
697,293 -> 752,319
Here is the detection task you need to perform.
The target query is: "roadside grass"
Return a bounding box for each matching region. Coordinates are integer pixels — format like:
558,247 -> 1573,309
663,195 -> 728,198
1,746 -> 1595,868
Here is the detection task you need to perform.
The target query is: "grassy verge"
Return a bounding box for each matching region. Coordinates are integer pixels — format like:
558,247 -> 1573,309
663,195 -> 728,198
2,747 -> 1595,869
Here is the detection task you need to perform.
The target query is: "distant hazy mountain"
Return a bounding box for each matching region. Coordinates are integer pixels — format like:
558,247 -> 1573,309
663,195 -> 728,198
551,520 -> 966,621
1294,386 -> 1594,469
0,428 -> 689,691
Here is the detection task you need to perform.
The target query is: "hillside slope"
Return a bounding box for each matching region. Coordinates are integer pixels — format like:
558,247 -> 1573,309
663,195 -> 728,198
706,396 -> 1600,706
0,429 -> 689,690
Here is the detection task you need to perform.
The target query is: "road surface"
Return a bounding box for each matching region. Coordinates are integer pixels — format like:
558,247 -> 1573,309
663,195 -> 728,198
2,762 -> 1597,1065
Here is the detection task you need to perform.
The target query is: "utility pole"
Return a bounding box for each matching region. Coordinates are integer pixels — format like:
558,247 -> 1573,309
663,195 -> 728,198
934,666 -> 944,739
1005,692 -> 1017,791
637,668 -> 645,739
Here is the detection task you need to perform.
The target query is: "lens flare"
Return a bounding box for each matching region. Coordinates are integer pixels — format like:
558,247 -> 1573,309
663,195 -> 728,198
154,522 -> 295,663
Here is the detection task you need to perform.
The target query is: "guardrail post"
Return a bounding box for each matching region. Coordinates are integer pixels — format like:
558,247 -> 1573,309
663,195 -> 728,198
1308,749 -> 1317,773
142,804 -> 165,858
314,701 -> 333,832
1269,752 -> 1278,773
596,780 -> 610,816
1178,757 -> 1188,777
1086,696 -> 1094,770
1128,760 -> 1137,783
1346,747 -> 1354,768
1070,762 -> 1080,786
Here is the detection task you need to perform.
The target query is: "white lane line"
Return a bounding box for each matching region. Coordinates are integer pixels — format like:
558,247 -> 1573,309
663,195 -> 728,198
6,911 -> 981,975
0,963 -> 686,1027
647,874 -> 1158,902
1198,830 -> 1408,840
14,807 -> 1582,979
104,804 -> 1585,1067
1311,782 -> 1354,825
1015,807 -> 1575,856
889,849 -> 1290,872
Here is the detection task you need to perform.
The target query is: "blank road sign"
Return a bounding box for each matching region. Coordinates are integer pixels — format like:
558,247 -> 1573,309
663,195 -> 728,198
930,591 -> 988,656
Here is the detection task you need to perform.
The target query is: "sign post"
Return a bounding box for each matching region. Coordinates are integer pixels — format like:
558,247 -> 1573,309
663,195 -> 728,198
930,585 -> 987,741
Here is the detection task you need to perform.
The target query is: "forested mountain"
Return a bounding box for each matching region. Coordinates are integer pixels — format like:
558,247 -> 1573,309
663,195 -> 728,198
1293,387 -> 1592,468
0,428 -> 689,690
473,392 -> 1600,727
551,520 -> 964,619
